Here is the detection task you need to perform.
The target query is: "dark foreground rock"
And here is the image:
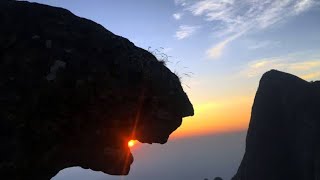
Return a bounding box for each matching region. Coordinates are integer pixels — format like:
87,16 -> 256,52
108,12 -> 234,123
0,0 -> 194,179
233,70 -> 320,180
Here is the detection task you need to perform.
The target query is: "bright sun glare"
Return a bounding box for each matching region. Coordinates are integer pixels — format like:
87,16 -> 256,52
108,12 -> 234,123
128,140 -> 135,147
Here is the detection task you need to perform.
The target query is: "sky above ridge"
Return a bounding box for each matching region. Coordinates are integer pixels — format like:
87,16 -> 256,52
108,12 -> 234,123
24,0 -> 320,179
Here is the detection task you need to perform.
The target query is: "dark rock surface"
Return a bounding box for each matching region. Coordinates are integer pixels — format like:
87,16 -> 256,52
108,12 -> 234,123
233,70 -> 320,180
0,0 -> 194,179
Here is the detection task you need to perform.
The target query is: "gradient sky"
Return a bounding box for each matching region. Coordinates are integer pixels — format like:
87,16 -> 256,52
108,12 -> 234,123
24,0 -> 320,179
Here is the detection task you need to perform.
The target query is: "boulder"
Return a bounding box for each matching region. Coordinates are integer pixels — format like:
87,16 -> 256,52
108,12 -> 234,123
233,70 -> 320,180
0,0 -> 194,179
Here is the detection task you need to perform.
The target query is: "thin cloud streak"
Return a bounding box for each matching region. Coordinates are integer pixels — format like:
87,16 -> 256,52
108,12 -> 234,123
175,0 -> 318,59
248,40 -> 280,50
206,31 -> 243,59
175,25 -> 200,40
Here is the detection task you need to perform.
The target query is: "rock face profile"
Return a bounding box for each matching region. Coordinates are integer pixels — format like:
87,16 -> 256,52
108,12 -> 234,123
0,0 -> 194,179
233,70 -> 320,180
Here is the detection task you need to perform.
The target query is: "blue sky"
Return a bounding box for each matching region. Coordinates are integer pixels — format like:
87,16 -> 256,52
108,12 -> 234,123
25,0 -> 320,179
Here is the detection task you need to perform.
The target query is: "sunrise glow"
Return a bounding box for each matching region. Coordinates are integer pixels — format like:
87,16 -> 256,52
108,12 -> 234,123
128,140 -> 136,147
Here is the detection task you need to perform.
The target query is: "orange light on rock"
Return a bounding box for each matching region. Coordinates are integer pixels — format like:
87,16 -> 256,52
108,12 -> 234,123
128,140 -> 135,147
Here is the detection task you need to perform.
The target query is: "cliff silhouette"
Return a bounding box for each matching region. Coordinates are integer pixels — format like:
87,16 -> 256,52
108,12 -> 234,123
233,70 -> 320,180
0,0 -> 193,179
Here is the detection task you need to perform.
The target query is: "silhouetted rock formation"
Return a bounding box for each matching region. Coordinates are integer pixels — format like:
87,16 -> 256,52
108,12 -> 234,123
0,1 -> 194,179
233,70 -> 320,180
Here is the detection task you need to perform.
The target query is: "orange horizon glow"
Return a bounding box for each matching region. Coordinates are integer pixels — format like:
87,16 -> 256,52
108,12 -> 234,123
170,95 -> 254,139
125,94 -> 254,145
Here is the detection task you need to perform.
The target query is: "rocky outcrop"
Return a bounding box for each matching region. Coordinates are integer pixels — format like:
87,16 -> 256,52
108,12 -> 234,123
0,0 -> 194,179
233,70 -> 320,180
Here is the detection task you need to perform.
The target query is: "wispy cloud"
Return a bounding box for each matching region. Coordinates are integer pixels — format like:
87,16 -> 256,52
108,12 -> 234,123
173,13 -> 183,20
175,25 -> 200,40
240,56 -> 320,80
174,0 -> 187,6
294,0 -> 315,13
206,31 -> 243,58
248,40 -> 280,50
175,0 -> 318,59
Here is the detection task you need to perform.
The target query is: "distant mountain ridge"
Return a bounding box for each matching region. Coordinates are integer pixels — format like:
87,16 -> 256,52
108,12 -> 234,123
233,70 -> 320,180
